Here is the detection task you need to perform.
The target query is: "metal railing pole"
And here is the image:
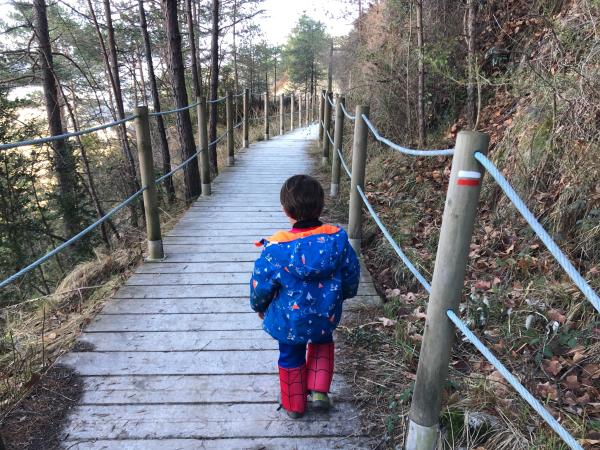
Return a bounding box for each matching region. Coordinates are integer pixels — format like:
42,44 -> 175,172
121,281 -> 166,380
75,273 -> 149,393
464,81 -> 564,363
318,89 -> 325,141
279,94 -> 284,135
321,91 -> 333,166
197,96 -> 211,196
406,130 -> 490,450
290,93 -> 295,131
264,92 -> 270,140
243,88 -> 249,148
226,91 -> 234,166
331,95 -> 345,197
134,106 -> 164,260
347,105 -> 369,254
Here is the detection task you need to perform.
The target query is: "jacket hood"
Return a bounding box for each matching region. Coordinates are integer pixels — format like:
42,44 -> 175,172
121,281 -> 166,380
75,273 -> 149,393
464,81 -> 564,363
266,225 -> 345,281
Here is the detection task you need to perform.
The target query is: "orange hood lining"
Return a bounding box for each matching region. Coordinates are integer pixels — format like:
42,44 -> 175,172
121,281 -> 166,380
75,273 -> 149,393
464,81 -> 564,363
267,224 -> 341,243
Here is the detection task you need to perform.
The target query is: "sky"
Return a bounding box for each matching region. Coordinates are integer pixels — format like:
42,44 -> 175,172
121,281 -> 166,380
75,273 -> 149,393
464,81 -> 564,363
258,0 -> 356,45
0,0 -> 357,45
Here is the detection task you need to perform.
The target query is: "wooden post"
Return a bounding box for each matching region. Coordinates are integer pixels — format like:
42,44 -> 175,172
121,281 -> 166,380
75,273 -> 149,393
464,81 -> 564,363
305,94 -> 310,126
243,88 -> 249,148
263,91 -> 270,140
347,105 -> 369,254
134,106 -> 164,260
318,89 -> 325,141
290,93 -> 295,131
321,91 -> 333,166
330,95 -> 345,197
406,131 -> 490,450
197,96 -> 211,196
298,93 -> 303,128
226,90 -> 234,166
279,94 -> 284,135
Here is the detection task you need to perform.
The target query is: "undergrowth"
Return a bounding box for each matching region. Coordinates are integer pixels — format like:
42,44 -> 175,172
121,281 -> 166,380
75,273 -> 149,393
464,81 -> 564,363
310,116 -> 598,449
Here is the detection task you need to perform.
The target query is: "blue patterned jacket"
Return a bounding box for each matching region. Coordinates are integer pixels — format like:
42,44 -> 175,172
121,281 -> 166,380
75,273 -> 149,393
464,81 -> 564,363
250,222 -> 360,345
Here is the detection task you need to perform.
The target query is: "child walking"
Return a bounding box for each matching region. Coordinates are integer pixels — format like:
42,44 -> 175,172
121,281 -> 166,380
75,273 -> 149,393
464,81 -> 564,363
250,174 -> 360,418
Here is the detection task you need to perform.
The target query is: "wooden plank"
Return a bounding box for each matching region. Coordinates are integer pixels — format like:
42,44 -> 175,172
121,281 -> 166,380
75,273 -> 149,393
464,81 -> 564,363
135,262 -> 256,273
77,331 -> 274,351
85,312 -> 261,332
77,374 -> 351,404
100,295 -> 381,315
126,272 -> 251,286
127,272 -> 375,286
62,437 -> 371,450
60,403 -> 363,440
162,244 -> 262,254
189,206 -> 282,211
114,283 -> 378,299
166,229 -> 280,237
101,297 -> 250,314
60,350 -> 279,375
180,212 -> 287,219
138,254 -> 260,263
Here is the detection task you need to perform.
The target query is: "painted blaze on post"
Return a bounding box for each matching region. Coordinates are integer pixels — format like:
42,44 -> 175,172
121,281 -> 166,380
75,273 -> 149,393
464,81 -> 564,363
457,170 -> 481,186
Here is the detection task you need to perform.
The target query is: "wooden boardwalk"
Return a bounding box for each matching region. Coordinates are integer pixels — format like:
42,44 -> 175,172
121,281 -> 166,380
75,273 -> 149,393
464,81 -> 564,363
59,125 -> 379,449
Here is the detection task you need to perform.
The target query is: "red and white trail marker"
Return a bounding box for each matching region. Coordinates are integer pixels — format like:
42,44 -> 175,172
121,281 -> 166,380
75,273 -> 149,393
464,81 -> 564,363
457,170 -> 481,186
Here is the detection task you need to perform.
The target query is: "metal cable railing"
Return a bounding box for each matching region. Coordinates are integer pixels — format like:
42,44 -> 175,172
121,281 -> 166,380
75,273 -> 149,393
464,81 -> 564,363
0,90 -> 250,291
0,115 -> 136,151
0,186 -> 146,290
207,96 -> 227,104
149,100 -> 199,117
334,138 -> 586,450
326,128 -> 334,145
337,148 -> 352,178
475,153 -> 599,313
362,115 -> 455,157
340,103 -> 356,121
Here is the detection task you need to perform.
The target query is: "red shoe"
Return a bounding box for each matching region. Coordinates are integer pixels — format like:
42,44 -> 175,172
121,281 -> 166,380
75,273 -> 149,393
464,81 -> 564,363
278,364 -> 307,418
306,342 -> 334,410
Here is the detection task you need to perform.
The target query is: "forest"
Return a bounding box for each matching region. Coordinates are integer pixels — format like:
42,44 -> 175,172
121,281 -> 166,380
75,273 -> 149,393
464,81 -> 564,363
0,0 -> 599,448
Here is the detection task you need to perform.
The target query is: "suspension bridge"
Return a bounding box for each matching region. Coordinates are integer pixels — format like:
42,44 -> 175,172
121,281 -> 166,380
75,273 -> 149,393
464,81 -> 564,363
1,87 -> 597,449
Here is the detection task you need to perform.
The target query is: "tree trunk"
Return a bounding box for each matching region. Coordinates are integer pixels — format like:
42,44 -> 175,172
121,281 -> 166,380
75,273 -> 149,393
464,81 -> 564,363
62,81 -> 118,246
33,0 -> 82,239
208,0 -> 220,176
406,0 -> 413,142
466,0 -> 476,129
87,0 -> 140,227
102,0 -> 141,211
186,0 -> 201,98
232,0 -> 239,94
139,0 -> 175,202
162,0 -> 201,201
416,0 -> 426,147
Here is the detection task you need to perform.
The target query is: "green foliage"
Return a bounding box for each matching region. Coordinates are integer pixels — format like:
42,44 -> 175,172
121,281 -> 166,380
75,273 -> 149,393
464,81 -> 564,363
282,14 -> 329,91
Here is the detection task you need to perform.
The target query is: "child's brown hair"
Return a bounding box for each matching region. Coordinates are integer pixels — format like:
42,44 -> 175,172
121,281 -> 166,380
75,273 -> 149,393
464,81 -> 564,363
280,175 -> 324,221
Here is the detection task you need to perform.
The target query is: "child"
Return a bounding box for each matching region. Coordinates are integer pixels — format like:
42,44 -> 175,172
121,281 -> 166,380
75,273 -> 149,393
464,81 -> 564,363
250,174 -> 360,419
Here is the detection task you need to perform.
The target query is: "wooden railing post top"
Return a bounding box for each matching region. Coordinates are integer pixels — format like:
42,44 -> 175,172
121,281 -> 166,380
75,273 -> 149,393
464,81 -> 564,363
134,105 -> 149,117
455,130 -> 490,154
355,104 -> 370,117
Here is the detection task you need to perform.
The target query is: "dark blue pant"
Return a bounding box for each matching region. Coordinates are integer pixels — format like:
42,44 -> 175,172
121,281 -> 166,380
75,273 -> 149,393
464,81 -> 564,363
278,336 -> 333,369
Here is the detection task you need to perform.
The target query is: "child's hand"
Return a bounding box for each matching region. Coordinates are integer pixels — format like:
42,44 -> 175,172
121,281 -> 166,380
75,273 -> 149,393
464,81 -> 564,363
258,312 -> 265,320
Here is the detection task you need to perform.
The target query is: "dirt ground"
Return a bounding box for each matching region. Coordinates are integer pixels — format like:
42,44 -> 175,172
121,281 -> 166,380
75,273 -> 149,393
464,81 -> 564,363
0,366 -> 83,450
